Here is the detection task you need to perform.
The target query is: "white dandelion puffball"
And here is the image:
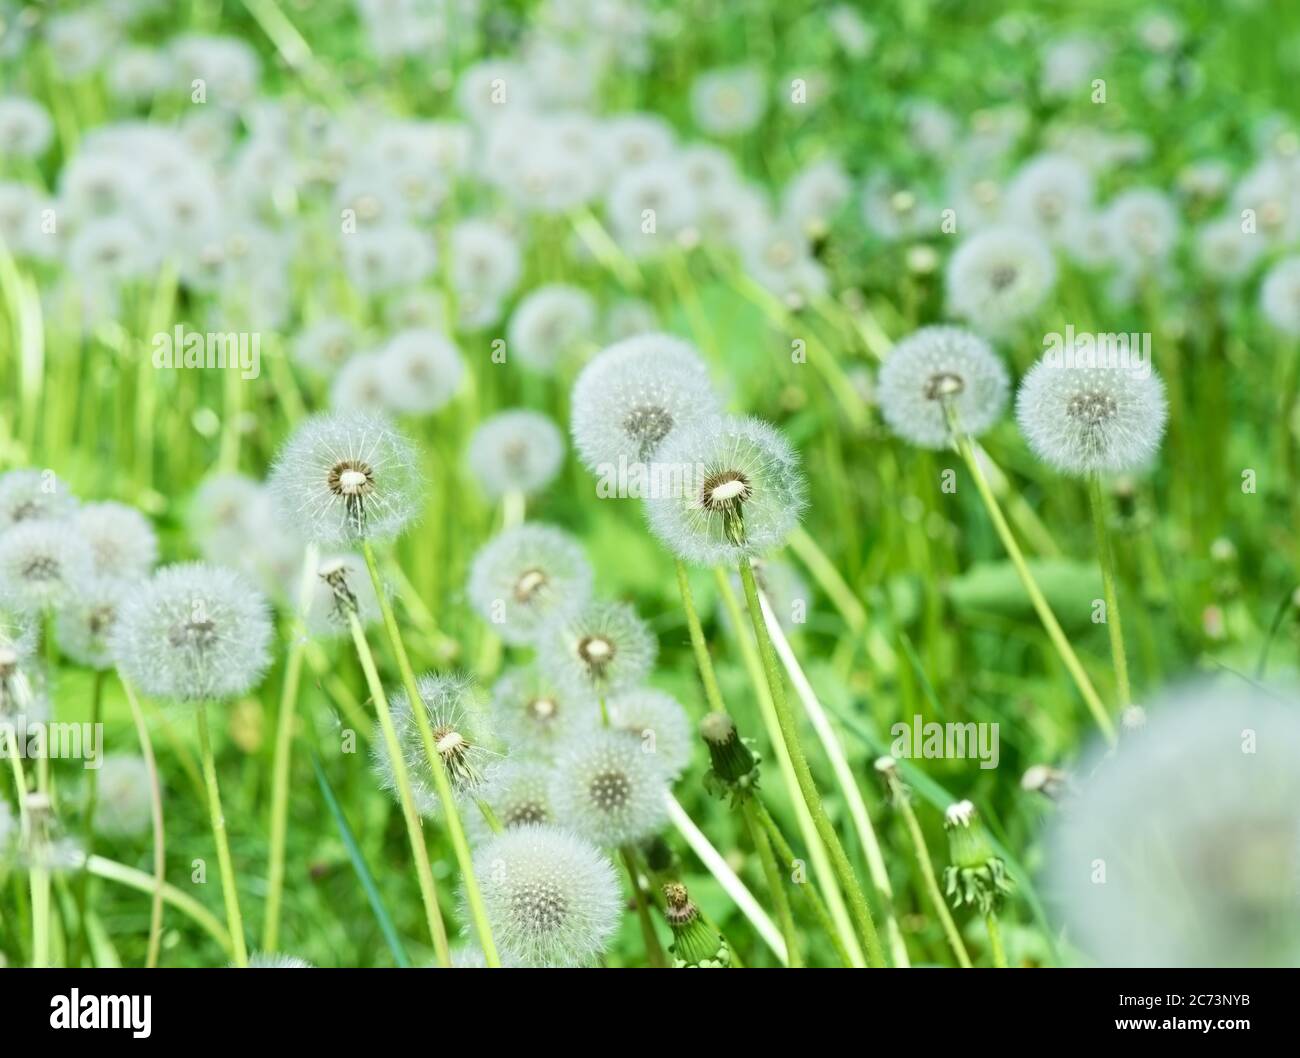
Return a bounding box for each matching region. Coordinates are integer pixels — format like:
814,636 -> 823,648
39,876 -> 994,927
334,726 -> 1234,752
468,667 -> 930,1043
946,226 -> 1057,332
111,562 -> 273,702
0,469 -> 78,528
0,97 -> 53,158
472,824 -> 621,968
878,326 -> 1010,448
1016,355 -> 1167,476
371,673 -> 499,818
472,760 -> 557,842
1194,216 -> 1263,284
1048,681 -> 1300,967
0,520 -> 95,613
74,501 -> 158,578
304,553 -> 382,638
466,410 -> 565,500
56,574 -> 137,670
450,219 -> 522,301
490,665 -> 597,755
269,411 -> 424,547
291,317 -> 357,378
377,329 -> 464,415
607,687 -> 693,779
645,415 -> 807,567
1104,187 -> 1180,273
538,600 -> 657,699
570,333 -> 723,472
550,727 -> 671,846
690,66 -> 767,136
329,352 -> 389,415
1004,152 -> 1095,240
92,754 -> 152,838
507,284 -> 597,374
468,525 -> 593,646
247,953 -> 313,968
1260,256 -> 1300,336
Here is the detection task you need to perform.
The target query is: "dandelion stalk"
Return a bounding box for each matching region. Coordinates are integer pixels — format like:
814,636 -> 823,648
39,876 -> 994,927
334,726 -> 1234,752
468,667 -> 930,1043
70,668 -> 105,968
195,702 -> 248,968
359,539 -> 500,967
947,409 -> 1116,744
740,797 -> 802,966
346,608 -> 451,966
986,912 -> 1008,968
85,855 -> 230,956
738,559 -> 885,967
121,676 -> 165,968
621,846 -> 668,967
675,559 -> 726,717
1088,475 -> 1131,706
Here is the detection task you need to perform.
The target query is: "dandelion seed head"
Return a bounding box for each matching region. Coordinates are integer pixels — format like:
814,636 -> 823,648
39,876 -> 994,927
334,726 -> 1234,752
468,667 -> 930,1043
56,574 -> 138,670
305,553 -> 382,638
550,728 -> 670,846
646,415 -> 807,567
92,753 -> 152,837
74,501 -> 157,578
690,66 -> 767,136
1016,356 -> 1167,476
471,823 -> 621,968
506,284 -> 596,374
1104,187 -> 1180,271
377,329 -> 464,415
246,953 -> 313,968
291,317 -> 357,378
467,525 -> 593,646
878,326 -> 1009,448
269,411 -> 424,547
1047,681 -> 1300,966
538,600 -> 657,699
607,687 -> 693,778
329,351 -> 390,415
0,469 -> 78,528
110,562 -> 273,702
466,410 -> 565,500
490,664 -> 596,754
1260,256 -> 1300,336
372,673 -> 499,817
1004,152 -> 1094,239
945,225 -> 1056,332
469,759 -> 557,844
0,520 -> 95,613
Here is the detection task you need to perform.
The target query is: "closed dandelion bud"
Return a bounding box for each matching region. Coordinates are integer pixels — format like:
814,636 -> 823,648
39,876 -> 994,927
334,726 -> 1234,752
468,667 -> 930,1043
538,600 -> 657,700
943,800 -> 1013,915
550,728 -> 670,846
466,410 -> 565,500
371,673 -> 498,818
0,520 -> 95,614
468,525 -> 593,647
700,711 -> 758,792
878,326 -> 1009,448
268,411 -> 424,547
110,562 -> 273,702
663,882 -> 730,967
646,415 -> 807,567
569,333 -> 722,471
0,469 -> 78,528
1016,356 -> 1167,476
472,824 -> 621,968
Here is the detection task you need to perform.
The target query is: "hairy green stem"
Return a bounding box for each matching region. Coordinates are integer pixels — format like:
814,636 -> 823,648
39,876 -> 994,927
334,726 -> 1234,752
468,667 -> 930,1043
621,846 -> 668,967
986,912 -> 1008,968
741,797 -> 802,966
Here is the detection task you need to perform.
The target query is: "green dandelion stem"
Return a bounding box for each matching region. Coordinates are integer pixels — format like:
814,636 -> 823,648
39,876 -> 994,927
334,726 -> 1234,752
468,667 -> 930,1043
621,846 -> 668,968
675,559 -> 727,717
70,668 -> 105,968
986,911 -> 1008,969
1088,474 -> 1131,708
195,701 -> 248,968
85,855 -> 230,958
741,797 -> 802,967
121,675 -> 165,969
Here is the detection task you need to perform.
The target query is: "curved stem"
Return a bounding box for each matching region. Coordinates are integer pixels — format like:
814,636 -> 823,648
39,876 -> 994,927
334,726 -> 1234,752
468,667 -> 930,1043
1088,475 -> 1131,707
675,559 -> 726,717
755,582 -> 910,968
346,609 -> 452,966
741,797 -> 801,966
121,676 -> 165,968
738,560 -> 885,967
952,428 -> 1117,745
195,703 -> 248,967
85,855 -> 230,956
360,540 -> 500,967
621,846 -> 667,967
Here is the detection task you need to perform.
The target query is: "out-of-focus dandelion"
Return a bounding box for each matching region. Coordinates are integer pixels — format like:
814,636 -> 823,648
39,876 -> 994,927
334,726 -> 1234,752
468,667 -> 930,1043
550,727 -> 670,846
466,410 -> 565,500
467,525 -> 593,646
538,599 -> 657,700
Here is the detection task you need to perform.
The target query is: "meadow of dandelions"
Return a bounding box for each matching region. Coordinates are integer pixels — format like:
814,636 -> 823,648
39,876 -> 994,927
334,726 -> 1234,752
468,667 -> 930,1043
1,1 -> 1300,970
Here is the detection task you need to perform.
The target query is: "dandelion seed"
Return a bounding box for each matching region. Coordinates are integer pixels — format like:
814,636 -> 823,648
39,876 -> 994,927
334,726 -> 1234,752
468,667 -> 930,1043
377,329 -> 464,415
466,410 -> 565,500
878,326 -> 1009,448
467,525 -> 593,646
607,687 -> 693,779
551,727 -> 670,847
269,411 -> 424,548
372,673 -> 499,818
74,501 -> 158,578
471,823 -> 621,968
538,600 -> 657,699
1047,681 -> 1300,966
0,520 -> 95,614
489,664 -> 595,754
946,226 -> 1056,332
1016,356 -> 1167,476
110,562 -> 273,702
645,415 -> 807,567
570,333 -> 722,471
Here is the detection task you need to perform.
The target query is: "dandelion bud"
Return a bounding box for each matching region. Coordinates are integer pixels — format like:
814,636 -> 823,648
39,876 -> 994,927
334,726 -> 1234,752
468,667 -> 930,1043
268,411 -> 424,547
700,711 -> 758,789
943,800 -> 1014,915
663,881 -> 730,968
